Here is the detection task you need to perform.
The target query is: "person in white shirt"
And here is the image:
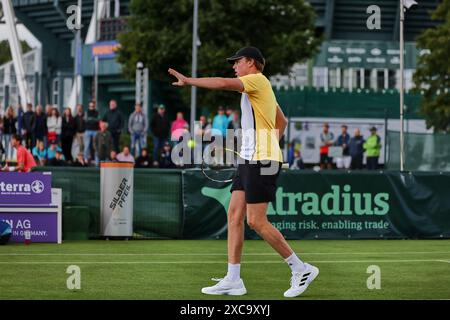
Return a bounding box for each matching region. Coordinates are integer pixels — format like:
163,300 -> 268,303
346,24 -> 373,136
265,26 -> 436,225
116,146 -> 135,163
46,107 -> 62,144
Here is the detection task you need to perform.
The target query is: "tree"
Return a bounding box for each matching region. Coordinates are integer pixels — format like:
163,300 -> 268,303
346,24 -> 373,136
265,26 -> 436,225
117,0 -> 322,110
0,40 -> 32,65
413,0 -> 450,132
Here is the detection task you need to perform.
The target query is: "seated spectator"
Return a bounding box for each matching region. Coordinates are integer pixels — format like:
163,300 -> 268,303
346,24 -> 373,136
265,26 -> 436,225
159,142 -> 175,168
110,150 -> 118,162
287,143 -> 295,167
48,150 -> 66,166
32,141 -> 47,166
72,153 -> 88,167
290,150 -> 305,170
135,148 -> 152,168
116,146 -> 135,163
47,142 -> 63,160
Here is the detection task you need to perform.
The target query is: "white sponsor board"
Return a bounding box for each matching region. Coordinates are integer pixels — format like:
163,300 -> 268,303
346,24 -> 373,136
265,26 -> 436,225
100,162 -> 134,237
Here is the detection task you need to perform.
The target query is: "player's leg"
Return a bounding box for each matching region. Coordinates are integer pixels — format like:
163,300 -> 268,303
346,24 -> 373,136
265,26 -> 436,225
246,202 -> 293,258
201,180 -> 247,295
227,190 -> 246,265
246,203 -> 319,297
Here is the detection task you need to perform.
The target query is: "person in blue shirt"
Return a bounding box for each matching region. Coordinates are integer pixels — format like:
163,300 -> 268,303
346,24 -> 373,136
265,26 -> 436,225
335,125 -> 351,169
212,106 -> 229,137
349,128 -> 365,170
32,140 -> 48,166
47,142 -> 64,160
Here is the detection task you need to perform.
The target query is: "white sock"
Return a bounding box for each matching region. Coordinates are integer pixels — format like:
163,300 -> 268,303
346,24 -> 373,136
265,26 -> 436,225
285,253 -> 306,273
225,263 -> 241,282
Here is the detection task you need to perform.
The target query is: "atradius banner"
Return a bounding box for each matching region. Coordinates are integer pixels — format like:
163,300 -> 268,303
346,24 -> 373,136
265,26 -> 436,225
182,170 -> 450,239
100,162 -> 134,237
0,172 -> 52,205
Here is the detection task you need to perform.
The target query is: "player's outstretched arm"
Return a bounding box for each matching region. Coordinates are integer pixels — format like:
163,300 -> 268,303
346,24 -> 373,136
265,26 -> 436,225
168,68 -> 244,92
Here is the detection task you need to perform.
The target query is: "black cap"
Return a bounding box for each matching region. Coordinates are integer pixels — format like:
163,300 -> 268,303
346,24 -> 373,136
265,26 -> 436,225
370,126 -> 377,131
227,47 -> 265,65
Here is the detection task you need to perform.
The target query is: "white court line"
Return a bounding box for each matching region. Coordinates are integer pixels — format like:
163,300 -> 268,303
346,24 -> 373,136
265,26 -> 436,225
437,260 -> 450,264
0,259 -> 449,264
1,251 -> 450,256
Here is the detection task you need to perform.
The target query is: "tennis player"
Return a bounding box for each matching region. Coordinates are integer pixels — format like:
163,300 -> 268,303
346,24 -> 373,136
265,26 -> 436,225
1,134 -> 37,172
169,47 -> 318,297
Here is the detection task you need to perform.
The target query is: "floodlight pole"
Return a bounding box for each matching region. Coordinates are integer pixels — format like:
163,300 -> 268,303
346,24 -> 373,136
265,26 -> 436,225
190,0 -> 198,133
399,0 -> 405,171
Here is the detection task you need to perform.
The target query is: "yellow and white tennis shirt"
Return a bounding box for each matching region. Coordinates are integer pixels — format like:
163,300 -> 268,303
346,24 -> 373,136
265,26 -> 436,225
239,73 -> 283,162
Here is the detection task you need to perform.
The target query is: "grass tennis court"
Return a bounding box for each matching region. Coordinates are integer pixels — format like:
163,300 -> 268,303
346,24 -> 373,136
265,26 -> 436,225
1,240 -> 449,300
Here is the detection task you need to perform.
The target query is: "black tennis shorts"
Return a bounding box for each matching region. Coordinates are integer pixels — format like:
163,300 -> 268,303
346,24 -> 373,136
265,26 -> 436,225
230,160 -> 282,204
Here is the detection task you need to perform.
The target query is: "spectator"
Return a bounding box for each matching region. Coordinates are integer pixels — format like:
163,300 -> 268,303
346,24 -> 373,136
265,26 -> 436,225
364,127 -> 382,170
116,146 -> 135,163
194,115 -> 212,142
48,150 -> 67,166
61,107 -> 76,163
159,142 -> 175,168
290,150 -> 305,170
45,104 -> 53,118
2,106 -> 17,160
17,105 -> 24,137
32,140 -> 47,166
227,110 -> 241,131
335,124 -> 351,169
349,128 -> 365,170
227,110 -> 241,148
94,121 -> 113,165
1,134 -> 36,172
110,150 -> 118,162
135,148 -> 152,168
128,103 -> 148,157
74,104 -> 86,156
22,103 -> 36,149
226,107 -> 234,124
72,153 -> 88,167
34,105 -> 47,148
150,104 -> 170,166
47,107 -> 62,144
0,117 -> 4,161
47,141 -> 63,161
287,142 -> 295,167
319,123 -> 334,170
212,106 -> 228,137
171,111 -> 189,143
84,101 -> 99,162
102,99 -> 124,152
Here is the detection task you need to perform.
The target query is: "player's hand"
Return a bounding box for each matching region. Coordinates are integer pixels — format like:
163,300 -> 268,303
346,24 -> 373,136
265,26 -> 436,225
168,68 -> 188,86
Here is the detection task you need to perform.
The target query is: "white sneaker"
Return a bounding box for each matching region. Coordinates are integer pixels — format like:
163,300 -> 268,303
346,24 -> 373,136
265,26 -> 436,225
284,263 -> 319,298
201,277 -> 247,296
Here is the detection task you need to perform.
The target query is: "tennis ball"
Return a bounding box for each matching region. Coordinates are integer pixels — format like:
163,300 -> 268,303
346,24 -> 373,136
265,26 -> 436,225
187,139 -> 196,149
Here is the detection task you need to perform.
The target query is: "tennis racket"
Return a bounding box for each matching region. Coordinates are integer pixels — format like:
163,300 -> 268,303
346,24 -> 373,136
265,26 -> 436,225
201,146 -> 240,183
200,145 -> 290,183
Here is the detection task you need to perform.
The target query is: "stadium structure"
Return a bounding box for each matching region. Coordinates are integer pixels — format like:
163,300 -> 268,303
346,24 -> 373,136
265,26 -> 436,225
0,0 -> 441,119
